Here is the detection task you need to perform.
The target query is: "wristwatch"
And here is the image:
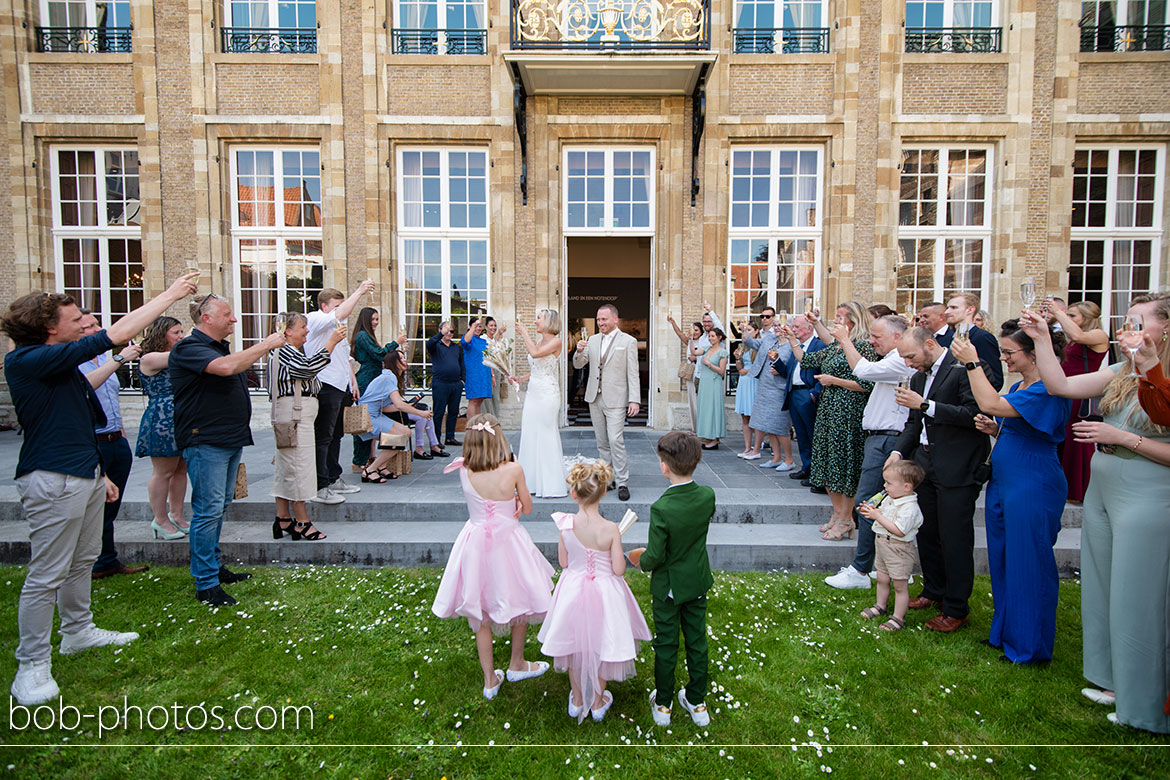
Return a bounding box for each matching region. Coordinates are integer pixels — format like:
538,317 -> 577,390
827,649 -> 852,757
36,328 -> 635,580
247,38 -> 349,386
112,354 -> 126,364
964,360 -> 982,371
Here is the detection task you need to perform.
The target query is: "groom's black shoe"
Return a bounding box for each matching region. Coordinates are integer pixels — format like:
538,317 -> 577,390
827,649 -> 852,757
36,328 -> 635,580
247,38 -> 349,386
608,482 -> 617,491
618,486 -> 630,501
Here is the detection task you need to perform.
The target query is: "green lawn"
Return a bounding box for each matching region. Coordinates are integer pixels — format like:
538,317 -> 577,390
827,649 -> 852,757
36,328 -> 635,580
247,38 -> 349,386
0,564 -> 1165,778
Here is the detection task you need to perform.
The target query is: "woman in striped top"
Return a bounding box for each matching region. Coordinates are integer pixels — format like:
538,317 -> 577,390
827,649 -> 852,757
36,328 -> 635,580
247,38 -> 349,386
270,312 -> 348,542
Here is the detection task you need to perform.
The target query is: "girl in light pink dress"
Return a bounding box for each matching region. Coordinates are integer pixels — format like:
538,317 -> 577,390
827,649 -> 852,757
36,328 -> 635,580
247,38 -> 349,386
431,414 -> 555,700
538,461 -> 652,723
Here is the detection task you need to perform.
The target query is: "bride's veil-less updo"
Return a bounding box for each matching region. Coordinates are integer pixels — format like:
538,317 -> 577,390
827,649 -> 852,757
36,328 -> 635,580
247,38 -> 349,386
538,308 -> 562,336
566,460 -> 613,504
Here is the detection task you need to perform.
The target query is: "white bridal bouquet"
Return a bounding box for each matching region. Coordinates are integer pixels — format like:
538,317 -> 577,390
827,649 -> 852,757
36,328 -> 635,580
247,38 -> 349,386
482,337 -> 517,399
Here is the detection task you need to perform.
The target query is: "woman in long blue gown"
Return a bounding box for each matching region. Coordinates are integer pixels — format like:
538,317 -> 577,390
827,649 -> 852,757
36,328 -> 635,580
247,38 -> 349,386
952,320 -> 1071,664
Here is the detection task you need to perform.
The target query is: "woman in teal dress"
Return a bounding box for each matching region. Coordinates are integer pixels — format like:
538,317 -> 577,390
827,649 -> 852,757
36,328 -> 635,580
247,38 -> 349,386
791,302 -> 878,541
350,307 -> 404,468
696,328 -> 728,446
953,321 -> 1071,665
1026,295 -> 1170,733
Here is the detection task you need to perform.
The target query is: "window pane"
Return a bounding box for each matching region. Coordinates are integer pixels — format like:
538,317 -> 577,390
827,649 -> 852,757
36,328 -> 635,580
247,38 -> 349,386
729,238 -> 770,317
942,238 -> 983,298
236,238 -> 280,352
776,238 -> 816,314
945,149 -> 986,227
731,150 -> 772,228
237,150 -> 276,227
57,150 -> 98,227
106,238 -> 144,324
899,149 -> 939,226
60,237 -> 101,315
896,238 -> 936,315
104,150 -> 140,226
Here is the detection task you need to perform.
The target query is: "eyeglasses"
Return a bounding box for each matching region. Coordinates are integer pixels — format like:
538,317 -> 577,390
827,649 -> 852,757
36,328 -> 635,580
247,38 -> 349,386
761,314 -> 774,319
999,347 -> 1024,357
195,293 -> 223,318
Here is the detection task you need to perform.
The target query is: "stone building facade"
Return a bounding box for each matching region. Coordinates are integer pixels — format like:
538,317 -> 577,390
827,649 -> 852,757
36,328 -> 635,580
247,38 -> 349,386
1,0 -> 1168,428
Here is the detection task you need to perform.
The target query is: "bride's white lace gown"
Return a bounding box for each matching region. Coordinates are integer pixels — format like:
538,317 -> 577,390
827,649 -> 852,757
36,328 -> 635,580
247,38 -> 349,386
518,353 -> 568,497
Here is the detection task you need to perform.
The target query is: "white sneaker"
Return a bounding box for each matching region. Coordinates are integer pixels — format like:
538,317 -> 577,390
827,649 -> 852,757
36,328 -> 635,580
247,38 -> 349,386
59,625 -> 139,655
825,566 -> 871,590
1082,688 -> 1116,706
10,660 -> 59,705
678,689 -> 711,727
329,478 -> 360,494
311,488 -> 345,505
742,452 -> 762,460
649,690 -> 671,726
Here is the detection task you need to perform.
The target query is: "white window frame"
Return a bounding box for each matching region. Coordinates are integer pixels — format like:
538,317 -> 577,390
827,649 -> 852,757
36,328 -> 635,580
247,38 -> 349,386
905,0 -> 1000,27
726,145 -> 825,318
226,0 -> 317,29
228,146 -> 324,353
40,0 -> 131,27
1069,144 -> 1165,331
49,145 -> 142,331
562,146 -> 657,236
395,146 -> 491,386
895,145 -> 994,314
1081,1 -> 1170,27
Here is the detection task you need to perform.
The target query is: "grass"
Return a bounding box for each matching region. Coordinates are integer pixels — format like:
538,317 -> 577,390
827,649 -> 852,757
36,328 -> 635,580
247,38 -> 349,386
0,564 -> 1165,778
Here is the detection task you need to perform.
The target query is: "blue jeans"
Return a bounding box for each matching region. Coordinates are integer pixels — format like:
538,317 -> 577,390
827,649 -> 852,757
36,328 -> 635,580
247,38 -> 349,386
182,444 -> 242,591
850,433 -> 900,574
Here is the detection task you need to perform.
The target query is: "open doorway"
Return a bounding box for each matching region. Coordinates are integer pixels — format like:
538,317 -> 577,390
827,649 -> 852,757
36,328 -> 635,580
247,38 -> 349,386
564,236 -> 651,427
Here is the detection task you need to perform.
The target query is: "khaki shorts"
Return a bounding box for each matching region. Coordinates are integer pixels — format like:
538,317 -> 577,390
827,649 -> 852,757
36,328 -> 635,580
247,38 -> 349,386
874,536 -> 917,581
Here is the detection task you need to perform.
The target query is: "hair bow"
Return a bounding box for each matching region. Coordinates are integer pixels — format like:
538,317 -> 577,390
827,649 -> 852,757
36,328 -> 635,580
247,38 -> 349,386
471,421 -> 496,436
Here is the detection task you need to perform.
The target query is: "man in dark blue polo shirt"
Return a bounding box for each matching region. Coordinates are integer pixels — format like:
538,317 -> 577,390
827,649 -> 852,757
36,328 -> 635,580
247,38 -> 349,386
1,273 -> 198,706
170,293 -> 284,607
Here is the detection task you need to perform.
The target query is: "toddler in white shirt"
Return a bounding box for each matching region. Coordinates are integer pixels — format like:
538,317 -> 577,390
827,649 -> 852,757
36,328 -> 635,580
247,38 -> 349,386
858,459 -> 925,632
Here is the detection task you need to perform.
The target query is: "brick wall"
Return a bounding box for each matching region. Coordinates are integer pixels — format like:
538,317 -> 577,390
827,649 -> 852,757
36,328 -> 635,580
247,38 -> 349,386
386,66 -> 491,115
29,64 -> 137,114
902,63 -> 1008,114
557,97 -> 661,115
216,64 -> 321,115
1077,62 -> 1170,115
153,1 -> 197,272
728,64 -> 835,115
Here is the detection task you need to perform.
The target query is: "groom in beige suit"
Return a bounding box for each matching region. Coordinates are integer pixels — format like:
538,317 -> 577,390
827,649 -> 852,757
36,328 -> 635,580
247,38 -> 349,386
573,303 -> 641,501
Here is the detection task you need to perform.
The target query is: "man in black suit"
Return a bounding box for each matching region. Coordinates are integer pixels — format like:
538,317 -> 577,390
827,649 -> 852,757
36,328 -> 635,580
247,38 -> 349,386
886,327 -> 990,632
781,317 -> 827,486
942,293 -> 1004,390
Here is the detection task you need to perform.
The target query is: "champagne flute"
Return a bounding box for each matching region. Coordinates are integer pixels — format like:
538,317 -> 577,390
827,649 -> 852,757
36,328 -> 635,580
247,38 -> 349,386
1020,277 -> 1037,310
1123,314 -> 1144,378
956,322 -> 971,344
897,378 -> 911,391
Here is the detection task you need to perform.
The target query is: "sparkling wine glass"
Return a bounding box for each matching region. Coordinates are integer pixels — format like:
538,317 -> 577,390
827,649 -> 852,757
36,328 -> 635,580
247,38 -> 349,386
1020,277 -> 1037,310
956,322 -> 972,343
1122,314 -> 1144,377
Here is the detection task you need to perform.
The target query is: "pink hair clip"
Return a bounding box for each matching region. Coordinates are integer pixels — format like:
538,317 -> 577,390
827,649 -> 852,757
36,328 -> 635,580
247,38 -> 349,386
470,421 -> 496,436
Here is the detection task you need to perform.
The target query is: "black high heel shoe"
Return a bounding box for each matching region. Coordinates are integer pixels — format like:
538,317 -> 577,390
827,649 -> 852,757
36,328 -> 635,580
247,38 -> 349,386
293,521 -> 326,541
272,517 -> 296,539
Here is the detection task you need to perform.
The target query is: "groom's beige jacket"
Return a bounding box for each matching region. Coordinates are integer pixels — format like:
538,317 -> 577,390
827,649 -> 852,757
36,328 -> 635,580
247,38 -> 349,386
572,329 -> 640,409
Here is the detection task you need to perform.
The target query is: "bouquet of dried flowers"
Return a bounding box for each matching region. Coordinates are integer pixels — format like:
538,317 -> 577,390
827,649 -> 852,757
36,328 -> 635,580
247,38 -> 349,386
482,337 -> 517,399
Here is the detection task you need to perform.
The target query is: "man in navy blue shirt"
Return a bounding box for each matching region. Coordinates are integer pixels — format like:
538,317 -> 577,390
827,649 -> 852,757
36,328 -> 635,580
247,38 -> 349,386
170,293 -> 285,607
1,273 -> 198,706
941,293 -> 1004,390
426,321 -> 465,445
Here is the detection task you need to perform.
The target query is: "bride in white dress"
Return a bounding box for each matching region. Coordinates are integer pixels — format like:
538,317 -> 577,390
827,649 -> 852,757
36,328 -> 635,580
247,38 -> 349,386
513,309 -> 568,498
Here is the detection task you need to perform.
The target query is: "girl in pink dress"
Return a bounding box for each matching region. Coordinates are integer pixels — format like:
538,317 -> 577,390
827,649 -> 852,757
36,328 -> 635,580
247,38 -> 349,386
431,414 -> 555,700
538,461 -> 652,723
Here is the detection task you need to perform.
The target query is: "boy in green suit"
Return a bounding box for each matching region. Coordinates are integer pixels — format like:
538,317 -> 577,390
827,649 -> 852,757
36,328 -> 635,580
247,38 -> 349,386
629,431 -> 716,727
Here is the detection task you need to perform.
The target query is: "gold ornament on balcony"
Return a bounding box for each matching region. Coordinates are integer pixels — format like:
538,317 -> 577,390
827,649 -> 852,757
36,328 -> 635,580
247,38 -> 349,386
516,0 -> 705,44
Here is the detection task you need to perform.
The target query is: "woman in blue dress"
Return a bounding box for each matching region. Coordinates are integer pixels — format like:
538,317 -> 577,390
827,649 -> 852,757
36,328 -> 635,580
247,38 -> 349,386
462,317 -> 492,419
135,316 -> 190,540
733,319 -> 760,455
951,319 -> 1071,664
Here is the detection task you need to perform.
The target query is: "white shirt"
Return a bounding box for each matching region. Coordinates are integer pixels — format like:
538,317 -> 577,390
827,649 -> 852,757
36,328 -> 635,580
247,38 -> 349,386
853,349 -> 915,432
304,309 -> 352,393
872,493 -> 924,544
918,348 -> 948,447
790,338 -> 814,386
934,325 -> 949,340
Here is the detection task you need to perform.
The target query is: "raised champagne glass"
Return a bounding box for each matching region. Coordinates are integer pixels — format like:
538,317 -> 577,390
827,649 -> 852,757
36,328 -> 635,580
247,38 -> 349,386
1122,314 -> 1144,378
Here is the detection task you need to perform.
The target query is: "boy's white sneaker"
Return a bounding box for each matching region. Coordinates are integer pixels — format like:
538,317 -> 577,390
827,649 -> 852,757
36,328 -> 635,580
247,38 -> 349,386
678,689 -> 711,727
59,625 -> 139,655
10,660 -> 59,706
649,689 -> 671,726
825,566 -> 871,590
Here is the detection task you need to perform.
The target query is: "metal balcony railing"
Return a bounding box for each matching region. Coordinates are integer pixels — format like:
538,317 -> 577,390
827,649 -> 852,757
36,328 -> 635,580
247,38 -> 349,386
1079,24 -> 1170,52
392,28 -> 487,54
220,27 -> 318,54
511,0 -> 710,50
36,26 -> 132,53
905,26 -> 1002,53
732,27 -> 829,54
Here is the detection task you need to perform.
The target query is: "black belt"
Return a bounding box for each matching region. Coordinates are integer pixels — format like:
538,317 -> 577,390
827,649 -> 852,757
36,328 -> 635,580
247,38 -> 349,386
865,429 -> 901,437
791,385 -> 812,391
95,432 -> 122,442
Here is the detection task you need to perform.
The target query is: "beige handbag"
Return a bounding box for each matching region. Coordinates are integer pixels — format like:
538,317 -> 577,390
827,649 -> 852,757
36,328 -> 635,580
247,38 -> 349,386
233,463 -> 248,499
677,361 -> 695,381
272,380 -> 303,450
378,431 -> 412,450
344,403 -> 372,435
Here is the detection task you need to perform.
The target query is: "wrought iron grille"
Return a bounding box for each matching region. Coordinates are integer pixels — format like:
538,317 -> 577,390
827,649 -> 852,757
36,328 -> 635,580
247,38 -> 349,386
511,0 -> 710,49
1079,24 -> 1170,52
392,28 -> 487,54
732,27 -> 829,54
220,27 -> 318,54
36,26 -> 132,53
905,27 -> 1002,53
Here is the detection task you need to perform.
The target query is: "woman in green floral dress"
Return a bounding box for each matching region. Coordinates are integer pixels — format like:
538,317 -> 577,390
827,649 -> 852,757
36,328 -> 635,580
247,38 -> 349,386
789,302 -> 877,541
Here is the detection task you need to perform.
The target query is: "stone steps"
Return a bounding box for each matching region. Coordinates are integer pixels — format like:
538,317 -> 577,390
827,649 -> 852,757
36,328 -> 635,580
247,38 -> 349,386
0,520 -> 1082,576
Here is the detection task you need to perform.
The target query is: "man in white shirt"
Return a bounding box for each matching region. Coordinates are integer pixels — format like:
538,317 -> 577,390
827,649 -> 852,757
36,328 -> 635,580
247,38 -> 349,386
824,315 -> 916,590
306,280 -> 374,505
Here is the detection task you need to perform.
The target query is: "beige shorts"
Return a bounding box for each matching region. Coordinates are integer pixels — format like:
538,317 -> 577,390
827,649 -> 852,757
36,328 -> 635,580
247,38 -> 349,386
874,536 -> 917,581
